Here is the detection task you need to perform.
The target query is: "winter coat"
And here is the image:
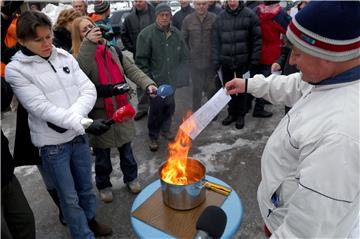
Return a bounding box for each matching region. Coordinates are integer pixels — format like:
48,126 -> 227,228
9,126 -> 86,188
172,5 -> 195,30
76,40 -> 155,148
212,3 -> 262,70
208,3 -> 223,15
276,45 -> 298,75
5,47 -> 97,147
53,27 -> 72,52
1,78 -> 14,188
182,12 -> 217,69
248,69 -> 360,238
255,3 -> 290,65
135,23 -> 189,88
120,3 -> 155,55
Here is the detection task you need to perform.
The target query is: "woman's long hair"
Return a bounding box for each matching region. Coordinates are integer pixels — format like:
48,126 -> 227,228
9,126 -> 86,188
54,8 -> 81,31
71,16 -> 95,57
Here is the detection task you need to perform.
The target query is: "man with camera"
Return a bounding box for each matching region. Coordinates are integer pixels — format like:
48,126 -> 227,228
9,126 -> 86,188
89,0 -> 116,46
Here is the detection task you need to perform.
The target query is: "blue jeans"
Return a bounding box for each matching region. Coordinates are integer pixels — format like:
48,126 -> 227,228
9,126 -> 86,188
94,142 -> 137,190
40,135 -> 96,239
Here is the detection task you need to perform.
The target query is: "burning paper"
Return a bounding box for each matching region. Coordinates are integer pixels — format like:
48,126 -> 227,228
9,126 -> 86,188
180,88 -> 231,140
161,112 -> 197,185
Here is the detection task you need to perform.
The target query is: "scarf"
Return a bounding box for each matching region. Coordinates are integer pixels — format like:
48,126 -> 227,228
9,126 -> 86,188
95,44 -> 128,119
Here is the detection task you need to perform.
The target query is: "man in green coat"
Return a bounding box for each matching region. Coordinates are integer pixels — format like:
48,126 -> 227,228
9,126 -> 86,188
135,3 -> 188,151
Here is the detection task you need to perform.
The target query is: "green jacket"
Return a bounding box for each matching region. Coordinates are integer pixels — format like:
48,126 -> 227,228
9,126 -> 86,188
77,39 -> 155,148
135,23 -> 189,88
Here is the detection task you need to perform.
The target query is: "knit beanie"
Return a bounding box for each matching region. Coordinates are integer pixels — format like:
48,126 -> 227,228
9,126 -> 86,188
94,0 -> 110,14
155,3 -> 171,16
286,1 -> 360,62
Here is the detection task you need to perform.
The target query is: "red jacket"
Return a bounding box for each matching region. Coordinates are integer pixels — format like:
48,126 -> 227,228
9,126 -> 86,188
256,3 -> 290,65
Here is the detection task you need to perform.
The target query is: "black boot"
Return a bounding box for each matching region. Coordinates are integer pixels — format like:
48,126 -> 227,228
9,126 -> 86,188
253,99 -> 273,118
235,116 -> 245,129
88,218 -> 112,236
253,109 -> 273,118
47,189 -> 66,226
222,115 -> 236,125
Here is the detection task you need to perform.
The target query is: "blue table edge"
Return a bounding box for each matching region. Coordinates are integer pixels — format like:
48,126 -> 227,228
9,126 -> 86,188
130,175 -> 243,239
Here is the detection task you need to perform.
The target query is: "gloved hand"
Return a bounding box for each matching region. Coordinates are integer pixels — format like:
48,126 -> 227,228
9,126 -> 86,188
112,82 -> 130,95
85,119 -> 110,136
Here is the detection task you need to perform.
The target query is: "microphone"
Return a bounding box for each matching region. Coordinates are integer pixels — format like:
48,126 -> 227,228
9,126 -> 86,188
193,206 -> 227,239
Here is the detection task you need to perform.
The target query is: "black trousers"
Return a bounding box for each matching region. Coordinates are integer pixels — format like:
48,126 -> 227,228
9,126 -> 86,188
1,176 -> 35,239
222,66 -> 248,117
191,66 -> 216,111
148,93 -> 175,140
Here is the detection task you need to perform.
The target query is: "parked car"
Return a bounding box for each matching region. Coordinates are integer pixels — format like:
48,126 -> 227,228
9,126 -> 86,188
169,0 -> 180,15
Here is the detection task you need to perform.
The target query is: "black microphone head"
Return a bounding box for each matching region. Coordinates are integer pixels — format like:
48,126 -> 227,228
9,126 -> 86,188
196,206 -> 227,239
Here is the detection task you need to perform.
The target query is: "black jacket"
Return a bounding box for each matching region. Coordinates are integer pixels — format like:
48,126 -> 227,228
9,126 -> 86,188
53,27 -> 72,52
212,3 -> 262,70
172,5 -> 195,30
120,4 -> 155,55
208,3 -> 223,15
1,78 -> 14,188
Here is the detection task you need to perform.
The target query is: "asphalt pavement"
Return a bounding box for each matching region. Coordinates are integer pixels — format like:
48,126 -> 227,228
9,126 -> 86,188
2,83 -> 283,239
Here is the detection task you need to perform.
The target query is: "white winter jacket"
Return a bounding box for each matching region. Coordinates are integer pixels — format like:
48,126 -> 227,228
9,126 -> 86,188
249,72 -> 360,238
5,47 -> 96,147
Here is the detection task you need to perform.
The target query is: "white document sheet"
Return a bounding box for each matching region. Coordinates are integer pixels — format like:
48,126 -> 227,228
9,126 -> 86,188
180,88 -> 231,140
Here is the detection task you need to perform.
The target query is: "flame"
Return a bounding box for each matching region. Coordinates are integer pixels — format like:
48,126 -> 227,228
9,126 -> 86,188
160,112 -> 201,185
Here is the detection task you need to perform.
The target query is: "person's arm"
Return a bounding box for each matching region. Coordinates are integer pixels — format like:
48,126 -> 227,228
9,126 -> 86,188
275,45 -> 291,70
181,18 -> 190,48
248,11 -> 262,67
273,9 -> 291,35
225,73 -> 308,107
212,18 -> 221,69
135,30 -> 152,78
67,54 -> 97,117
271,133 -> 359,238
122,53 -> 156,90
120,17 -> 135,53
5,63 -> 87,134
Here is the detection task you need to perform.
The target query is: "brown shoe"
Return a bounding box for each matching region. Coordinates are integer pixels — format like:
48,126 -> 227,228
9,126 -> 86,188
88,218 -> 112,237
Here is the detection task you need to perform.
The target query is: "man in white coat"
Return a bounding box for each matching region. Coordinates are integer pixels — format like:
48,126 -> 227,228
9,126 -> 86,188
225,1 -> 360,238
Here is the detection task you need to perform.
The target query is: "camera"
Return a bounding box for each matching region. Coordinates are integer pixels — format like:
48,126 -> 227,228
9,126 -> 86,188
98,24 -> 114,41
113,82 -> 130,95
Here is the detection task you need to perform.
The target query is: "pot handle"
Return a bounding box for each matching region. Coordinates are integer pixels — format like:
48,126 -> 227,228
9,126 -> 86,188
203,180 -> 232,196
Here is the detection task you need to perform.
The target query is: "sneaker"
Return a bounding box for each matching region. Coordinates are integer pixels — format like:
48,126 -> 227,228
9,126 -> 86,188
126,179 -> 142,194
134,111 -> 147,121
99,187 -> 113,203
88,218 -> 112,236
160,131 -> 175,141
149,139 -> 159,151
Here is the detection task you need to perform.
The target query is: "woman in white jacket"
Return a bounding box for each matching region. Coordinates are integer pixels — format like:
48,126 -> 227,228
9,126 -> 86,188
5,11 -> 110,239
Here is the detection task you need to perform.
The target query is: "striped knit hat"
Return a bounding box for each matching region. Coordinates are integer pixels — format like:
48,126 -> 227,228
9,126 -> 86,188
286,1 -> 360,62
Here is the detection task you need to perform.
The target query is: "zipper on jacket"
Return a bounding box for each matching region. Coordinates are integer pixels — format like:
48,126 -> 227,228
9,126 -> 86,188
48,60 -> 57,72
48,60 -> 71,106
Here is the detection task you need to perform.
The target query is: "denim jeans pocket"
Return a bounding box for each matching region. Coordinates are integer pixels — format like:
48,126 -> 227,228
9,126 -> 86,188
40,144 -> 65,161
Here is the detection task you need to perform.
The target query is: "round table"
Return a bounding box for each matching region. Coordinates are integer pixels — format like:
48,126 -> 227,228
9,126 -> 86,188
131,175 -> 243,238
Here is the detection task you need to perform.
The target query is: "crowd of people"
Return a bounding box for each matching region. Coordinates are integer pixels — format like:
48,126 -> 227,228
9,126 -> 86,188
1,0 -> 359,239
